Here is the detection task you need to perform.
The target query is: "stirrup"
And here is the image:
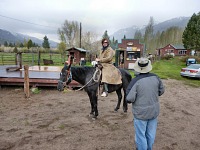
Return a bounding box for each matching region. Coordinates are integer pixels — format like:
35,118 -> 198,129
101,92 -> 108,97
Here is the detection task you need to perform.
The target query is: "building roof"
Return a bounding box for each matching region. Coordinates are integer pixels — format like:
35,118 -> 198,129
66,47 -> 88,52
170,44 -> 186,49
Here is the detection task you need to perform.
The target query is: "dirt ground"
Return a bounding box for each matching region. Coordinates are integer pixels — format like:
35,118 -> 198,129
0,79 -> 200,150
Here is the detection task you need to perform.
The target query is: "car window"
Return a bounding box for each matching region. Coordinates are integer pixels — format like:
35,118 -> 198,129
188,59 -> 195,61
187,65 -> 200,69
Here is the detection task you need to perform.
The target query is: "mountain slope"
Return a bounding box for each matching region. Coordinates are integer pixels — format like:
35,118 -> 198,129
111,17 -> 190,42
0,29 -> 58,48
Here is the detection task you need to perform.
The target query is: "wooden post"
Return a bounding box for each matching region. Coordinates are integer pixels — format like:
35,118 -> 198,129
24,65 -> 30,98
19,52 -> 22,69
38,50 -> 41,66
15,53 -> 17,65
15,52 -> 22,69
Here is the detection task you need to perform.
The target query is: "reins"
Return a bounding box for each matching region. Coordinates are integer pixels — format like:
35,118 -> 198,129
63,56 -> 101,91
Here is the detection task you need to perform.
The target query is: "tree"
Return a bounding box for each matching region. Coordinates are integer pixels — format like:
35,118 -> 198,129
110,36 -> 118,50
42,35 -> 50,49
102,30 -> 110,41
4,41 -> 8,47
134,30 -> 143,41
9,42 -> 13,47
182,12 -> 200,52
81,31 -> 100,58
58,20 -> 79,47
144,17 -> 154,41
23,39 -> 27,48
58,42 -> 67,62
19,43 -> 24,47
27,39 -> 33,49
123,35 -> 126,39
144,17 -> 154,54
13,47 -> 18,53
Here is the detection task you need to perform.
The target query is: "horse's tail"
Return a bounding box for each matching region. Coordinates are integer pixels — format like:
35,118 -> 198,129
121,69 -> 132,91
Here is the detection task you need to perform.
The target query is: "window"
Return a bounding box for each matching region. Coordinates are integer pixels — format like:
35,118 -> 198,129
179,50 -> 187,55
126,51 -> 140,60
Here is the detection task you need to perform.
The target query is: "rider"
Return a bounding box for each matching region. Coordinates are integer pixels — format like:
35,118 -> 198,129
96,38 -> 122,97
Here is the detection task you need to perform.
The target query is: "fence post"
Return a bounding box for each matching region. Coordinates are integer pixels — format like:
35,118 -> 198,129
38,50 -> 41,66
24,65 -> 30,98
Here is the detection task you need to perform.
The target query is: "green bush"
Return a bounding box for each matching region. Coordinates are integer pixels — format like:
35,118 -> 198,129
161,54 -> 174,60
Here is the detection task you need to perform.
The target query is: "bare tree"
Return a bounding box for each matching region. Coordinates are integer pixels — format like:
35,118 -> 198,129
58,20 -> 80,47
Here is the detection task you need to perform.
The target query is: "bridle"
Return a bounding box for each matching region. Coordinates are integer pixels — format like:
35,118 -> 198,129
59,56 -> 102,91
65,67 -> 72,85
64,55 -> 73,85
58,55 -> 73,88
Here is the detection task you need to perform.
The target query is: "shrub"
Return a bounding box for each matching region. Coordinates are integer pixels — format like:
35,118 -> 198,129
161,54 -> 173,60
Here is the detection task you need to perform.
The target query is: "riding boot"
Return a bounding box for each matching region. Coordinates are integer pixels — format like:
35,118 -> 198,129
101,83 -> 108,97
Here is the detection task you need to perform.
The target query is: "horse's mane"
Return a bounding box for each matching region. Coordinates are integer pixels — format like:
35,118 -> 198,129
63,65 -> 96,85
63,65 -> 95,73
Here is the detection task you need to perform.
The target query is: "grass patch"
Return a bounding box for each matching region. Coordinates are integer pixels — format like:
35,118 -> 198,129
151,57 -> 200,87
128,57 -> 200,87
58,124 -> 65,130
31,87 -> 41,94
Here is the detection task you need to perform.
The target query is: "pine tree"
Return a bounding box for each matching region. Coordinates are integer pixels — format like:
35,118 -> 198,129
42,35 -> 50,48
13,47 -> 18,53
102,30 -> 110,41
27,39 -> 33,49
4,41 -> 8,47
182,12 -> 200,51
123,35 -> 126,39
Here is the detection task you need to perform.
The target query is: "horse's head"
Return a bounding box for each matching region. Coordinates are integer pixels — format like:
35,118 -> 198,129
57,65 -> 72,91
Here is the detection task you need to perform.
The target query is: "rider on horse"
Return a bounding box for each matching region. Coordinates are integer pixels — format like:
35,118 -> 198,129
95,38 -> 122,97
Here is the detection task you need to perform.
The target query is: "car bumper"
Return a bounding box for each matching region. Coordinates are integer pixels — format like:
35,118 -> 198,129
180,72 -> 200,78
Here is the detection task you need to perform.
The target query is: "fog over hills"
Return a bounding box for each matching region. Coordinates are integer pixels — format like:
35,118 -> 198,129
0,29 -> 58,48
111,17 -> 190,43
0,16 -> 190,47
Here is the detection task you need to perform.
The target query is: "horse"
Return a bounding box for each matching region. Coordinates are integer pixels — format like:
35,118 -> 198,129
43,59 -> 54,65
57,65 -> 132,119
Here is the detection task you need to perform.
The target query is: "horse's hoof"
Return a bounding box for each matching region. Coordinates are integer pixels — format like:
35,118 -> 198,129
123,108 -> 128,112
114,108 -> 119,112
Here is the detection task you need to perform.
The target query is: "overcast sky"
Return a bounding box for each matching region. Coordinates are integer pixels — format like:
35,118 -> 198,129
0,0 -> 199,42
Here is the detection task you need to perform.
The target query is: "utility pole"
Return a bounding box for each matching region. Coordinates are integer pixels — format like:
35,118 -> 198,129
80,22 -> 82,48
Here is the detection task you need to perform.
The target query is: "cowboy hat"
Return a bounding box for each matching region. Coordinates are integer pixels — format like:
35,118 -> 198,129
133,57 -> 152,73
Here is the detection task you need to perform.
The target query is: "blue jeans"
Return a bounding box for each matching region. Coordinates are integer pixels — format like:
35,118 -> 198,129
134,117 -> 157,150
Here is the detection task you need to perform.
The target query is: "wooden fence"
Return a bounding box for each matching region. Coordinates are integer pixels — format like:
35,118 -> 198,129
0,52 -> 65,66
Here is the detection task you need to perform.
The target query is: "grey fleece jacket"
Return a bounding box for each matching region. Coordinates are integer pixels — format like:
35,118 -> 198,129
126,73 -> 165,120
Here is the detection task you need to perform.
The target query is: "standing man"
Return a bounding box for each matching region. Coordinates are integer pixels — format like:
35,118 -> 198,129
126,57 -> 165,150
96,38 -> 122,97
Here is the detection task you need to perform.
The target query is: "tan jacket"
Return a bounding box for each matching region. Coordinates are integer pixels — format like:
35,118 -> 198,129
99,46 -> 122,84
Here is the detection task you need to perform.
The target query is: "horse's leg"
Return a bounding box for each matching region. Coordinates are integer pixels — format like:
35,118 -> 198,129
122,88 -> 128,112
93,94 -> 98,118
87,92 -> 94,115
115,88 -> 123,112
87,90 -> 98,118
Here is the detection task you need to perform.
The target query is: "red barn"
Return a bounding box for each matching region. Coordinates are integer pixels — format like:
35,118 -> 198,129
156,44 -> 191,57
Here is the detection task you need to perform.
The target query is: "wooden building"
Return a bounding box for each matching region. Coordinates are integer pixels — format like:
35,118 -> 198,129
156,44 -> 192,57
66,47 -> 88,65
115,39 -> 144,69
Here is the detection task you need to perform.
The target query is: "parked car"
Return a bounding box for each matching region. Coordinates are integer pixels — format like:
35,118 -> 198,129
180,64 -> 200,78
186,58 -> 197,66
